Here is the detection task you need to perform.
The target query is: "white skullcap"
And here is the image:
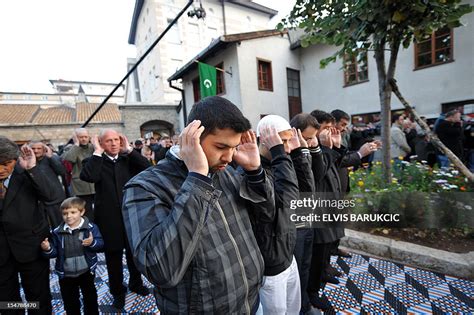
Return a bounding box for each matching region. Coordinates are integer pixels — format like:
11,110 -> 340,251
256,115 -> 291,137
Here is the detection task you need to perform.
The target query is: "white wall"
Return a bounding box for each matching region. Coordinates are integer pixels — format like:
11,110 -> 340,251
133,0 -> 275,105
181,45 -> 241,130
237,34 -> 300,129
182,35 -> 301,131
300,9 -> 474,118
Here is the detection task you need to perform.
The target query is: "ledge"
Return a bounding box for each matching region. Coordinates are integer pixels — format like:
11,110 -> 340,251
341,229 -> 474,280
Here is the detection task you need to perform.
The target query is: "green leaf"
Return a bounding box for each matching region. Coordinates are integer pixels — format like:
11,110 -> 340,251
301,38 -> 310,48
392,11 -> 405,23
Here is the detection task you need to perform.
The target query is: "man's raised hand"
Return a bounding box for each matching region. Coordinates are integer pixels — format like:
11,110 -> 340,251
233,130 -> 260,171
18,145 -> 36,170
91,135 -> 104,155
180,120 -> 208,176
288,127 -> 301,151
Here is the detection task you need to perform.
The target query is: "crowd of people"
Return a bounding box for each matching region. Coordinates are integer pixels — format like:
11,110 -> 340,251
0,95 -> 471,315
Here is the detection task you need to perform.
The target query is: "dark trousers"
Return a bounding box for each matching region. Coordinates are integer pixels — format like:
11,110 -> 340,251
307,241 -> 332,295
59,271 -> 99,315
105,244 -> 143,297
329,239 -> 340,256
43,203 -> 63,229
0,254 -> 51,315
294,228 -> 314,312
78,194 -> 95,222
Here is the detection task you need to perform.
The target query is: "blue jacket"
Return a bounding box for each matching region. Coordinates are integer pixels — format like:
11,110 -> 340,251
42,217 -> 104,279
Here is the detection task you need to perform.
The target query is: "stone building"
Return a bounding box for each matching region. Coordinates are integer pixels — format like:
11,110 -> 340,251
127,0 -> 277,104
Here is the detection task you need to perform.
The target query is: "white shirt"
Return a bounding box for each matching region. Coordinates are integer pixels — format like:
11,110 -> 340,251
63,217 -> 85,233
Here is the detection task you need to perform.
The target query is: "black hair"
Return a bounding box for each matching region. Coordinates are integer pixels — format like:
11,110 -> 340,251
445,109 -> 459,118
331,109 -> 350,122
290,113 -> 320,130
310,109 -> 335,124
188,96 -> 251,136
0,136 -> 20,164
391,113 -> 403,124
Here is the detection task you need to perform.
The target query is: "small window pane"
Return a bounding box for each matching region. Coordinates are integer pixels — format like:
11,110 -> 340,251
418,40 -> 432,54
435,35 -> 450,49
435,48 -> 451,63
417,53 -> 432,67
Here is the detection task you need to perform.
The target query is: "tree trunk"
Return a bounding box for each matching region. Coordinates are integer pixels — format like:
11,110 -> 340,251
374,42 -> 392,184
390,79 -> 474,182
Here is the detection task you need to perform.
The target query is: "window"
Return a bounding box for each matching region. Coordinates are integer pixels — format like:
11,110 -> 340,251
415,27 -> 453,69
216,62 -> 225,95
344,51 -> 368,86
287,68 -> 300,98
257,59 -> 273,91
192,77 -> 200,102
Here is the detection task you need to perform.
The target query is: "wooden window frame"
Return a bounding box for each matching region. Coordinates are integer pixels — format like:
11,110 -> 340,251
343,51 -> 369,87
414,27 -> 453,70
257,58 -> 273,91
216,62 -> 225,95
192,77 -> 200,102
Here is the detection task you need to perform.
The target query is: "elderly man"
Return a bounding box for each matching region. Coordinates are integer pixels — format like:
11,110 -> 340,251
80,129 -> 151,310
30,140 -> 66,228
0,137 -> 53,314
61,128 -> 96,220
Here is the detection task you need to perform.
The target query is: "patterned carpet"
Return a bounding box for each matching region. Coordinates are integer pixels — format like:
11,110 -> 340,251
45,253 -> 473,314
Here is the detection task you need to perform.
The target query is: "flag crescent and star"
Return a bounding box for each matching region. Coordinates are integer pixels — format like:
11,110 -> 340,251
198,62 -> 217,98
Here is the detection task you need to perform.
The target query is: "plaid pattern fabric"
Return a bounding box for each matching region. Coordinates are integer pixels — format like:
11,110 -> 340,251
122,152 -> 273,314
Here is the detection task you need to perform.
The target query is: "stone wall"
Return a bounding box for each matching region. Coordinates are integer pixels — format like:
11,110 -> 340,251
1,104 -> 180,148
0,123 -> 123,148
120,104 -> 180,140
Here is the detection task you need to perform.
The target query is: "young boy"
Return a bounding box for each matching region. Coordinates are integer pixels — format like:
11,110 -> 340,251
41,197 -> 104,315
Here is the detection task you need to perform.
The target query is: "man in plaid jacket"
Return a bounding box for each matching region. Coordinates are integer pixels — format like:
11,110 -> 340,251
122,96 -> 274,314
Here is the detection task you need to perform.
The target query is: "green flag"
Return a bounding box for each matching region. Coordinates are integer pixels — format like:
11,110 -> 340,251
198,62 -> 217,98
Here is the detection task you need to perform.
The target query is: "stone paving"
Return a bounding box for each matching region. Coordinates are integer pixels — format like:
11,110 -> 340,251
43,252 -> 473,314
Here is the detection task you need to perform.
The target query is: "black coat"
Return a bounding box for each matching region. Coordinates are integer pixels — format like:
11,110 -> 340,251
436,120 -> 464,159
257,145 -> 299,276
338,151 -> 361,193
80,150 -> 150,252
312,146 -> 346,244
0,165 -> 52,264
37,155 -> 66,205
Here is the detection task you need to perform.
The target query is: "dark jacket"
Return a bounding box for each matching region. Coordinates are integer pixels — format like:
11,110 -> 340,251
80,150 -> 150,252
42,217 -> 104,279
121,147 -> 273,314
338,151 -> 362,193
154,145 -> 171,163
256,145 -> 299,276
436,120 -> 464,159
37,155 -> 66,205
312,146 -> 346,244
0,165 -> 53,264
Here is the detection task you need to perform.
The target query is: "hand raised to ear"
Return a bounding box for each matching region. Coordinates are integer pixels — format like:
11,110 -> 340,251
18,145 -> 36,170
233,130 -> 260,171
180,120 -> 208,176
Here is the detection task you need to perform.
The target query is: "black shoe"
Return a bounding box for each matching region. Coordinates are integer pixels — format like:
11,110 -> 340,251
130,285 -> 150,296
326,265 -> 343,277
308,292 -> 330,311
321,273 -> 340,285
335,248 -> 352,258
112,293 -> 126,310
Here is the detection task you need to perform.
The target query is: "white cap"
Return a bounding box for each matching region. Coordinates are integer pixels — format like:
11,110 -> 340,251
256,115 -> 291,137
